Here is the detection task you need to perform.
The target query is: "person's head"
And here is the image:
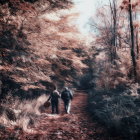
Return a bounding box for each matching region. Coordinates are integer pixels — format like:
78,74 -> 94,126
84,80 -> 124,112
52,84 -> 58,91
64,87 -> 68,91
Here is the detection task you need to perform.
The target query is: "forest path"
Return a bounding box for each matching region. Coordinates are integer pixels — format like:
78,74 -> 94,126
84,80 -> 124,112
26,92 -> 110,140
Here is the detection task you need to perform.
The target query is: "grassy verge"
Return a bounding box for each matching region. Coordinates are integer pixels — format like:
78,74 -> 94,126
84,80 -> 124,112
0,94 -> 49,137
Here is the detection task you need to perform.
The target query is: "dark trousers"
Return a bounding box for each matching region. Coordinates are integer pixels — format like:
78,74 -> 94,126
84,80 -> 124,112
51,100 -> 59,114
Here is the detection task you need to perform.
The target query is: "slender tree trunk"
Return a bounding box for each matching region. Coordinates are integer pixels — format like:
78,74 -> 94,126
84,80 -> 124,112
109,0 -> 117,64
128,0 -> 137,81
113,0 -> 117,48
136,28 -> 139,59
134,12 -> 139,59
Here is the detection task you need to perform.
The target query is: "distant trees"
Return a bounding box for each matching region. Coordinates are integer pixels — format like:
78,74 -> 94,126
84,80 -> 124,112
92,0 -> 122,65
92,0 -> 140,84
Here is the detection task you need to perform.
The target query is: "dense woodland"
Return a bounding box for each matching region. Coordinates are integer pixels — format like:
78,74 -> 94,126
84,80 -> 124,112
0,0 -> 140,139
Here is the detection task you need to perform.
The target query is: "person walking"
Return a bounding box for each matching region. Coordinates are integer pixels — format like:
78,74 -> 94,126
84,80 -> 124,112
61,87 -> 73,114
47,89 -> 60,114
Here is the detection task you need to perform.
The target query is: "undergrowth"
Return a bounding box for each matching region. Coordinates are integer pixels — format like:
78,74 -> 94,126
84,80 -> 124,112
89,84 -> 140,139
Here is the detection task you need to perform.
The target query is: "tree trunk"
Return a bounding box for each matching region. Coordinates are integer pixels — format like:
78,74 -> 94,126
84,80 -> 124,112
109,0 -> 117,64
136,28 -> 139,59
128,0 -> 137,81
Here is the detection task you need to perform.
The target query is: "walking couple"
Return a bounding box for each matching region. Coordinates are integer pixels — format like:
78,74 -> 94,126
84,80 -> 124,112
47,87 -> 73,114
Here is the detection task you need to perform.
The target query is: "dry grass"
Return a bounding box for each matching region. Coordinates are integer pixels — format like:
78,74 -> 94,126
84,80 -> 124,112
0,94 -> 49,132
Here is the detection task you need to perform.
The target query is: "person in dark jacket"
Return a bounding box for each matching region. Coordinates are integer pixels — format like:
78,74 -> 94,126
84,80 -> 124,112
47,89 -> 60,114
61,87 -> 73,114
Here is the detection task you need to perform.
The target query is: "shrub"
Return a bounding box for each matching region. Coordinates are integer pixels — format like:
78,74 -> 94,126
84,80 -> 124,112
89,85 -> 140,139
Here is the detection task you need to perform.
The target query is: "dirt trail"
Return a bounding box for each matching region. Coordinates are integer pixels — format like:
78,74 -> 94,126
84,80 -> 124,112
25,92 -> 112,140
0,92 -> 122,140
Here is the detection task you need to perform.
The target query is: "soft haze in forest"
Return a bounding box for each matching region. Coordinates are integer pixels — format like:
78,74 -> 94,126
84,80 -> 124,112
73,0 -> 108,34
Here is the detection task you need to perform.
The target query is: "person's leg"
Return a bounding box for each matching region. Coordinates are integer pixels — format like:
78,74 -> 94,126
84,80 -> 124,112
67,101 -> 71,114
65,100 -> 70,114
56,100 -> 59,114
51,102 -> 55,114
64,101 -> 67,113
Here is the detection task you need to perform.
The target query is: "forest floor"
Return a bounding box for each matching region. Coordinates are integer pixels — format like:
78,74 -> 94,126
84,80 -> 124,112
0,92 -> 122,140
